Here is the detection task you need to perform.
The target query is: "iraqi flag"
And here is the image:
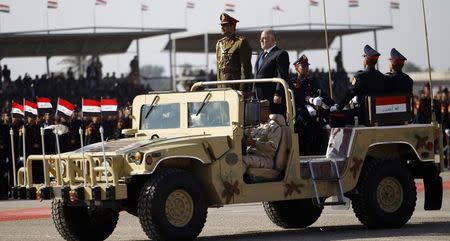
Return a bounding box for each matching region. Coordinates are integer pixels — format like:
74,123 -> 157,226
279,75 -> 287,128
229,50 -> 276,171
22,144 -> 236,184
272,5 -> 284,12
375,96 -> 407,114
95,0 -> 107,6
390,1 -> 400,9
0,4 -> 10,13
224,3 -> 235,12
37,97 -> 53,115
24,100 -> 38,117
309,0 -> 319,7
11,101 -> 24,117
57,98 -> 75,118
82,98 -> 101,116
186,1 -> 195,9
349,0 -> 359,7
47,0 -> 58,9
101,98 -> 118,114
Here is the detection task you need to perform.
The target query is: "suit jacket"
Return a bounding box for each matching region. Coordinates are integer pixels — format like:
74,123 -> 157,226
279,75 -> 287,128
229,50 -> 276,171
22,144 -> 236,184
253,46 -> 290,114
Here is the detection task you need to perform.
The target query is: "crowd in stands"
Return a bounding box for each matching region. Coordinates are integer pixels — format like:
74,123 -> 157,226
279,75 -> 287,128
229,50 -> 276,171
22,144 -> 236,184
0,57 -> 152,113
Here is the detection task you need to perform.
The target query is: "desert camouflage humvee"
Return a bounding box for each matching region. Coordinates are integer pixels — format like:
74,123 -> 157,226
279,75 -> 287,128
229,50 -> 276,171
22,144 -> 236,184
14,78 -> 444,241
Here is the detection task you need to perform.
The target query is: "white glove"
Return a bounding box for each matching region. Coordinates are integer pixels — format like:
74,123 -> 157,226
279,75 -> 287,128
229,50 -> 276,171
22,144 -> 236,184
307,97 -> 314,104
306,105 -> 317,117
313,97 -> 323,106
330,104 -> 338,112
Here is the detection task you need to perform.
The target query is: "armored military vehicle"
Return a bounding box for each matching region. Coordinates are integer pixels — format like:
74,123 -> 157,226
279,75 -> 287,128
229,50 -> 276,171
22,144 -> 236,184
14,78 -> 443,241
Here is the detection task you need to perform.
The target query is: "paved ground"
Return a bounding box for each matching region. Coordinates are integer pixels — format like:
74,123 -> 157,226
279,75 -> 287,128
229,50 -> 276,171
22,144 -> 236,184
1,172 -> 450,241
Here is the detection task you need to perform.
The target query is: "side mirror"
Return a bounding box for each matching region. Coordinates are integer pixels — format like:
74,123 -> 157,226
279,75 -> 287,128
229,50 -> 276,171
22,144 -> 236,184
244,100 -> 260,127
122,128 -> 138,136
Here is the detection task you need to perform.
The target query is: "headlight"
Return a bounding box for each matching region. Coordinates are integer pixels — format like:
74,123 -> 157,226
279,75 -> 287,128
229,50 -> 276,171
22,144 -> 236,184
101,160 -> 111,172
128,151 -> 144,165
60,160 -> 66,177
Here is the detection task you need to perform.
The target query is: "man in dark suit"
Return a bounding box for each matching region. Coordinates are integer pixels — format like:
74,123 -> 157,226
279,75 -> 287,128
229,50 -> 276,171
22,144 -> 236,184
385,48 -> 413,95
253,29 -> 290,115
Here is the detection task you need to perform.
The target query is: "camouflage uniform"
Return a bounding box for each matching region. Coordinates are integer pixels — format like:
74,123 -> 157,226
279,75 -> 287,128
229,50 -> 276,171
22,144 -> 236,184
216,13 -> 252,90
243,114 -> 282,169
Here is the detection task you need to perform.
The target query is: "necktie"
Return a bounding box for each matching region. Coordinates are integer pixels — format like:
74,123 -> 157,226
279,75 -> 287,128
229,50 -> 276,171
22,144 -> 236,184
258,51 -> 268,70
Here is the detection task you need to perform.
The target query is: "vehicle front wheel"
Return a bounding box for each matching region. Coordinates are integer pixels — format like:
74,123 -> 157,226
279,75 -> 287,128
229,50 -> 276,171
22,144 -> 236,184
263,198 -> 323,228
51,199 -> 119,241
137,169 -> 207,241
351,159 -> 416,228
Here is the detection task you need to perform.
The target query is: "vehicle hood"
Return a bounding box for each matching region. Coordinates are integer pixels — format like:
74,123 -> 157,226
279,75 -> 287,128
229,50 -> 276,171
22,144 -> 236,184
71,134 -> 213,155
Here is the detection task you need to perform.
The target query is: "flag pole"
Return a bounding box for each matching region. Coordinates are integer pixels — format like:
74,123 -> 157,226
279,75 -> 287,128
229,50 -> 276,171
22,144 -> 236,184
421,0 -> 434,123
9,128 -> 17,187
389,6 -> 393,26
99,126 -> 109,187
308,2 -> 311,30
54,126 -> 64,186
93,2 -> 96,33
347,4 -> 351,29
140,7 -> 144,31
269,9 -> 273,28
22,99 -> 27,186
46,6 -> 50,34
322,0 -> 333,100
184,3 -> 188,29
79,127 -> 87,186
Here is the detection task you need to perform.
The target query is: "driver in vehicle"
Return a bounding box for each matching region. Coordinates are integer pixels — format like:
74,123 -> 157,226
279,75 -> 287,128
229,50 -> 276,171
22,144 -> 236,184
243,100 -> 282,170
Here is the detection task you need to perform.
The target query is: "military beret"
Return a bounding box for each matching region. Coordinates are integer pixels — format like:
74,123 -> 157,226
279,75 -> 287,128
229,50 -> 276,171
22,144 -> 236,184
390,48 -> 407,63
363,44 -> 380,59
259,100 -> 270,108
293,54 -> 310,66
220,13 -> 239,25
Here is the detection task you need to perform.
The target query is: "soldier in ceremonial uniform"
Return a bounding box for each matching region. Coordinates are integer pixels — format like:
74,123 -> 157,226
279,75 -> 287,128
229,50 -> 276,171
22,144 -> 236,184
332,45 -> 386,124
19,116 -> 43,183
0,112 -> 11,199
291,55 -> 334,155
66,110 -> 82,152
243,100 -> 282,170
216,13 -> 252,90
415,83 -> 433,124
385,48 -> 413,95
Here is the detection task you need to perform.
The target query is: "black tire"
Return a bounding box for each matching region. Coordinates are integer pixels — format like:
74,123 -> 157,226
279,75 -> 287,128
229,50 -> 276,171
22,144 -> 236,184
51,199 -> 119,241
351,159 -> 416,228
137,169 -> 207,241
263,198 -> 323,228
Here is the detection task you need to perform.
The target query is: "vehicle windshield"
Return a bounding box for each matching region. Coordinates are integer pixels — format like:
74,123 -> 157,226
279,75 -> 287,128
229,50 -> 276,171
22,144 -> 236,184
188,101 -> 230,128
140,103 -> 180,129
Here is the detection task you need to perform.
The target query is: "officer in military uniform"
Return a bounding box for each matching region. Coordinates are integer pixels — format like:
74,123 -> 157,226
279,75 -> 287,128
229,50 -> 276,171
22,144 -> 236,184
243,100 -> 282,170
216,13 -> 252,90
385,48 -> 413,95
291,55 -> 334,155
332,45 -> 386,124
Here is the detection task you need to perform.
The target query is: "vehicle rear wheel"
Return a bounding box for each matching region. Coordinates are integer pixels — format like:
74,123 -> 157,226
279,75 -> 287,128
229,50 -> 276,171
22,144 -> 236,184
137,169 -> 207,241
263,198 -> 323,228
351,159 -> 416,228
51,199 -> 119,241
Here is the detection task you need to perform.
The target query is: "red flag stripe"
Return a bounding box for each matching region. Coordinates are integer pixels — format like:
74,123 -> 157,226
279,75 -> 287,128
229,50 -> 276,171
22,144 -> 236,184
83,99 -> 100,106
375,96 -> 407,106
100,99 -> 118,106
58,98 -> 75,110
24,100 -> 37,109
